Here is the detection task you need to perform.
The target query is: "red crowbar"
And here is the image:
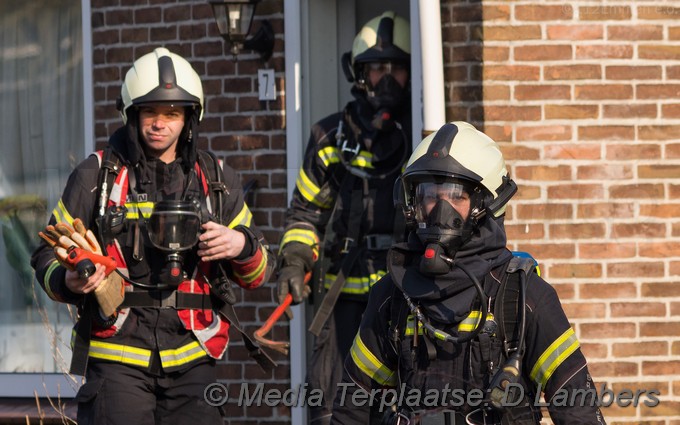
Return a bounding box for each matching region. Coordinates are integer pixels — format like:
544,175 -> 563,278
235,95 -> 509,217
254,272 -> 311,356
254,293 -> 293,355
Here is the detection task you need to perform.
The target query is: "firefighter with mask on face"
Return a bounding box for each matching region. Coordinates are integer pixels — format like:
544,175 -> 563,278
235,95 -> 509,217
30,47 -> 275,425
330,122 -> 607,425
275,11 -> 412,424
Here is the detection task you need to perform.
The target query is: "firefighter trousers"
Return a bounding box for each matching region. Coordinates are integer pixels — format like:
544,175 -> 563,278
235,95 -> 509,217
308,298 -> 367,425
75,359 -> 223,425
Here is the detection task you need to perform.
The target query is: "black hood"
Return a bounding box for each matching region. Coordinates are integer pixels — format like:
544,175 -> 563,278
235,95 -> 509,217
389,214 -> 512,324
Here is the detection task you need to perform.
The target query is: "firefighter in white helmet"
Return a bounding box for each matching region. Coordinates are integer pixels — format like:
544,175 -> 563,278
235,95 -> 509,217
275,11 -> 413,424
32,47 -> 275,424
331,122 -> 606,425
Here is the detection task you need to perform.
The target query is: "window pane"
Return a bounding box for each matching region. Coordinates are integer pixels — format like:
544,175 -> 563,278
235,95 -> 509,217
0,0 -> 83,374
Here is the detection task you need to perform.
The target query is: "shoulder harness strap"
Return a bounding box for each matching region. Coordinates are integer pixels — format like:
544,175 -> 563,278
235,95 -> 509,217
94,146 -> 122,219
196,150 -> 227,223
495,253 -> 538,356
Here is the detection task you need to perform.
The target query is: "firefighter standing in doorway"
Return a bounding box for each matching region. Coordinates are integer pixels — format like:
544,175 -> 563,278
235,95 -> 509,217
31,47 -> 275,425
330,122 -> 606,425
276,11 -> 413,424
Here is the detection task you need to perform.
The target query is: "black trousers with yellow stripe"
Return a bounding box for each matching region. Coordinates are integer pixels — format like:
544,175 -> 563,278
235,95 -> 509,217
75,360 -> 223,425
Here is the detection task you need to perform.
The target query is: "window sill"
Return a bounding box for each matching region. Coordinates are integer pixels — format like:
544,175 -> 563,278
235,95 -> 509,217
0,398 -> 76,424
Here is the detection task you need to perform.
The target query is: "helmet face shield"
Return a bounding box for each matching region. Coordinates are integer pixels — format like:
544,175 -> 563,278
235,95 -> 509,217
414,182 -> 471,223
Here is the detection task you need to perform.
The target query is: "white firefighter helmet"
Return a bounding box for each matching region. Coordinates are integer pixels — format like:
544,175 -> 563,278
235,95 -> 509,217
343,11 -> 411,84
398,121 -> 516,222
119,47 -> 204,123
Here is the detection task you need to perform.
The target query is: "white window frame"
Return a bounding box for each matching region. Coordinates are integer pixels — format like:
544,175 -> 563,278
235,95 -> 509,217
0,0 -> 93,398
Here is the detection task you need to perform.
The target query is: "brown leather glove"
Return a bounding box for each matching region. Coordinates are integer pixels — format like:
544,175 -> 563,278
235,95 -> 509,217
39,219 -> 124,317
39,219 -> 102,266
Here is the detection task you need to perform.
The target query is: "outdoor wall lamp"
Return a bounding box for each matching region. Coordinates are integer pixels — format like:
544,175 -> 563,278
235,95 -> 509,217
210,0 -> 274,61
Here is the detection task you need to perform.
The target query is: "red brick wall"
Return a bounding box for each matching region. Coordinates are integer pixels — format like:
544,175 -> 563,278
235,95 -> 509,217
89,0 -> 680,423
443,1 -> 680,423
90,0 -> 287,423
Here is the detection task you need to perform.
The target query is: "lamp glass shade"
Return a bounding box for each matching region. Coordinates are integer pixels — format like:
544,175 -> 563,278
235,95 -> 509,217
210,1 -> 255,44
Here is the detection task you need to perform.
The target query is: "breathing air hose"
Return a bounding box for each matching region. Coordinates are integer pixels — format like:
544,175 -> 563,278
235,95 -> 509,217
402,260 -> 488,345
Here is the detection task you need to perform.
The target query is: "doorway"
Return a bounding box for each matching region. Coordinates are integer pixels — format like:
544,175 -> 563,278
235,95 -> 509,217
301,0 -> 411,136
289,1 -> 411,423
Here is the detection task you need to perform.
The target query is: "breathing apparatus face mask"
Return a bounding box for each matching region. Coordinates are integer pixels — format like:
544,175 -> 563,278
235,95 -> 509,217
413,182 -> 474,275
147,199 -> 203,286
359,61 -> 409,130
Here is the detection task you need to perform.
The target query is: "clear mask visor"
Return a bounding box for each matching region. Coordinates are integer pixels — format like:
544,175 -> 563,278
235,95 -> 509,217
414,182 -> 470,222
147,200 -> 201,252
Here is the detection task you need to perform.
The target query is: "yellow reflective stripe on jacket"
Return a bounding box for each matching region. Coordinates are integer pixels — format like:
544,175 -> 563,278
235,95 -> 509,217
318,146 -> 340,167
318,146 -> 374,169
350,334 -> 397,386
52,199 -> 75,225
458,311 -> 495,333
530,328 -> 580,388
233,245 -> 268,284
43,260 -> 61,300
324,271 -> 386,295
88,340 -> 152,367
227,203 -> 253,228
295,169 -> 331,208
125,201 -> 154,219
279,228 -> 319,257
159,341 -> 208,368
404,312 -> 496,337
280,228 -> 319,249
